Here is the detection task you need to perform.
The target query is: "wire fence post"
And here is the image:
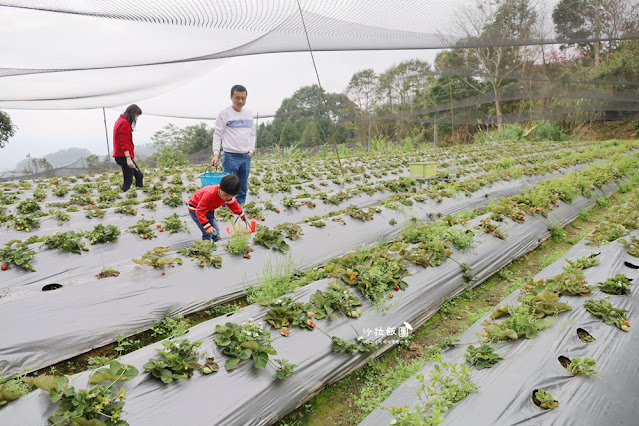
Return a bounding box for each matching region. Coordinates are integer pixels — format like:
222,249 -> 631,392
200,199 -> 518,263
102,107 -> 111,170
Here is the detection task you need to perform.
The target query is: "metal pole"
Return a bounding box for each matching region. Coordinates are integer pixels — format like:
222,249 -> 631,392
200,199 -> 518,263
102,108 -> 111,170
433,120 -> 437,147
367,115 -> 372,151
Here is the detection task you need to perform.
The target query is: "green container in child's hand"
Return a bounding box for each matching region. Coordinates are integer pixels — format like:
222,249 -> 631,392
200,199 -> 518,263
409,162 -> 438,178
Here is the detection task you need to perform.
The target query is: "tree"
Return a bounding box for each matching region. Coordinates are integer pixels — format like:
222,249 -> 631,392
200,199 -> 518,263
552,0 -> 634,66
301,121 -> 322,147
0,110 -> 16,149
456,0 -> 537,127
86,154 -> 100,168
346,69 -> 378,114
279,120 -> 301,147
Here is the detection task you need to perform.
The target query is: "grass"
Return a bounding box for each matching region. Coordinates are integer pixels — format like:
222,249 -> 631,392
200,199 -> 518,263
245,257 -> 301,305
276,188 -> 627,426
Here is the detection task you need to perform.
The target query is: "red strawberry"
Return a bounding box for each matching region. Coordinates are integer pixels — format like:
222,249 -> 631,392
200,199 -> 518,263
261,217 -> 266,221
276,210 -> 280,214
1,264 -> 8,271
159,228 -> 164,232
395,286 -> 400,291
389,294 -> 394,299
156,224 -> 161,228
162,272 -> 166,276
307,319 -> 316,328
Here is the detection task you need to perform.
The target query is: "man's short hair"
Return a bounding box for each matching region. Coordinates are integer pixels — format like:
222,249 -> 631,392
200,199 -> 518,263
231,85 -> 247,96
219,174 -> 241,195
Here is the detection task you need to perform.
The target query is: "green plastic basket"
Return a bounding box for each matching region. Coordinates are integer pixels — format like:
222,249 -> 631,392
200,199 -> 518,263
408,162 -> 438,178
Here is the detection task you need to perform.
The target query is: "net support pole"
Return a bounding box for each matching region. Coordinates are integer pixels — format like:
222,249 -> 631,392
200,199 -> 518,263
102,108 -> 111,170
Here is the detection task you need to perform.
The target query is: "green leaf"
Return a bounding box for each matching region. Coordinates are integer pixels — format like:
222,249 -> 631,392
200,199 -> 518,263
225,357 -> 241,371
240,341 -> 259,352
213,335 -> 231,347
239,348 -> 253,359
254,351 -> 269,369
89,361 -> 139,384
258,345 -> 277,355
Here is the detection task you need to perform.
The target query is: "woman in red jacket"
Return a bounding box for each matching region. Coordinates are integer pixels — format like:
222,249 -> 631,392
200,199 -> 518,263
113,104 -> 143,191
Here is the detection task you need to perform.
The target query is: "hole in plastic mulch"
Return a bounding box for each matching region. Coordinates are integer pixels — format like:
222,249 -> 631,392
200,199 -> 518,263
558,356 -> 572,369
532,389 -> 559,410
42,283 -> 63,292
589,252 -> 601,258
577,328 -> 596,343
624,261 -> 639,269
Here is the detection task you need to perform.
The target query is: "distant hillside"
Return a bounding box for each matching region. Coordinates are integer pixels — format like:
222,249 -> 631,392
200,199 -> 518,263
15,147 -> 92,171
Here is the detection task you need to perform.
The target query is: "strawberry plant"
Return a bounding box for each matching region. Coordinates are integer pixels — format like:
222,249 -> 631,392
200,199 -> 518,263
0,237 -> 38,271
87,224 -> 121,244
253,227 -> 290,252
162,213 -> 189,234
178,240 -> 222,269
344,204 -> 374,221
54,210 -> 70,225
242,201 -> 263,219
53,186 -> 70,197
133,247 -> 182,268
13,215 -> 41,232
282,197 -> 300,208
483,304 -> 551,341
533,389 -> 559,409
128,218 -> 157,239
264,200 -> 278,212
325,247 -> 408,307
163,193 -> 183,208
527,272 -> 591,296
41,231 -> 88,254
309,281 -> 363,319
114,204 -> 137,215
214,319 -> 296,379
620,236 -> 639,257
598,274 -> 633,295
389,240 -> 452,268
261,297 -> 313,334
561,356 -> 599,376
17,199 -> 41,214
525,290 -> 573,318
85,206 -> 107,219
24,360 -> 138,425
562,255 -> 600,273
143,339 -> 202,383
274,222 -> 303,240
309,220 -> 326,227
464,343 -> 503,370
69,193 -> 94,206
584,299 -> 630,331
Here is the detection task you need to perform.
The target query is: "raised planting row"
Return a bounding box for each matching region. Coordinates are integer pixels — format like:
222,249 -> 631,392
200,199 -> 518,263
361,226 -> 639,426
1,148 -> 634,375
0,163 -> 635,425
0,139 -> 627,239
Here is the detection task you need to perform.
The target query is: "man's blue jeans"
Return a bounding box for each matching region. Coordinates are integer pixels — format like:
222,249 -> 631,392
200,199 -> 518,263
189,210 -> 221,242
223,152 -> 251,205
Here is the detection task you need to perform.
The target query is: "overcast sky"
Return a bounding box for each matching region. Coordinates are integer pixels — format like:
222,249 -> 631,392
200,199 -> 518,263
0,0 -> 558,171
0,2 -> 448,171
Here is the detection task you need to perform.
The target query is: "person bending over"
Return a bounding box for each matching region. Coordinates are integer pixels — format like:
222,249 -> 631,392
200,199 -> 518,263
187,174 -> 249,241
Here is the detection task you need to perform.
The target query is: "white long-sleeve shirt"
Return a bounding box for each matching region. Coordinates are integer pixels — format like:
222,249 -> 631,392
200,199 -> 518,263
212,106 -> 256,155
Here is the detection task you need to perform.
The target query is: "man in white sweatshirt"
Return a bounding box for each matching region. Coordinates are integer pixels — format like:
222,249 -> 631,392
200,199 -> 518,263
211,84 -> 256,205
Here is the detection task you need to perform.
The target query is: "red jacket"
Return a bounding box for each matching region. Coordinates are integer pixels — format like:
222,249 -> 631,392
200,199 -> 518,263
188,185 -> 244,230
113,115 -> 135,159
